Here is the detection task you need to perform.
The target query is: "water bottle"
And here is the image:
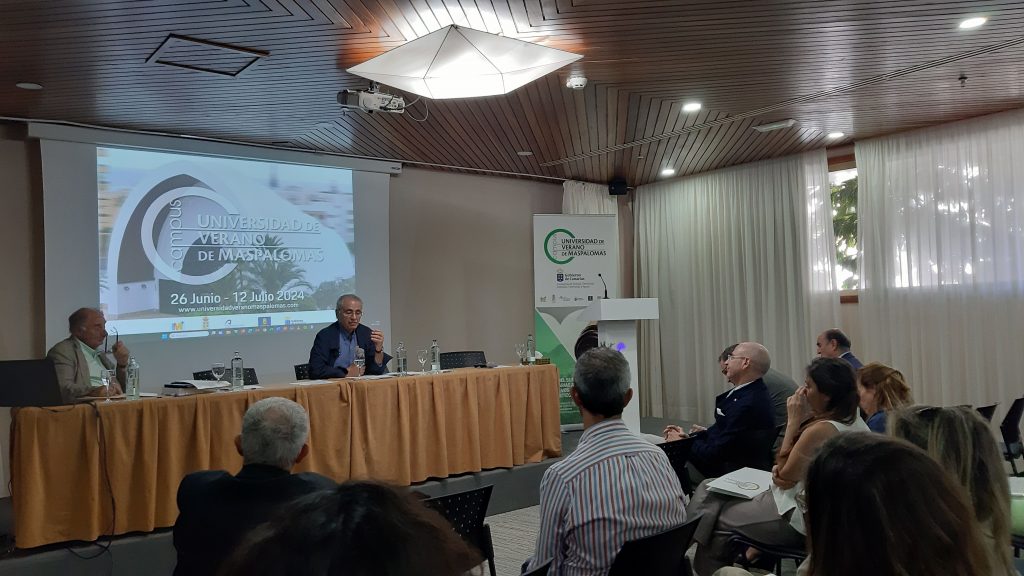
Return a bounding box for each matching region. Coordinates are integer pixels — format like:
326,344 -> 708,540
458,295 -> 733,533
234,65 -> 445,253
526,333 -> 536,365
126,356 -> 140,400
430,339 -> 441,372
395,341 -> 407,374
231,351 -> 244,391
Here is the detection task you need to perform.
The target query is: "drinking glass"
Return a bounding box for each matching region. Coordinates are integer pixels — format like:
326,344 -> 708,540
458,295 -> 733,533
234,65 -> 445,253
211,362 -> 226,382
353,347 -> 366,376
417,349 -> 429,372
514,342 -> 526,365
100,369 -> 117,402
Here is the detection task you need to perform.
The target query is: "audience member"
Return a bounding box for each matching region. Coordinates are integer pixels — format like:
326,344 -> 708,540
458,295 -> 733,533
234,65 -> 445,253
889,405 -> 1016,575
815,328 -> 862,369
856,362 -> 912,433
573,322 -> 599,359
46,307 -> 130,403
525,347 -> 687,575
173,397 -> 336,576
309,294 -> 392,378
687,357 -> 867,575
715,433 -> 994,576
663,342 -> 776,478
219,481 -> 481,576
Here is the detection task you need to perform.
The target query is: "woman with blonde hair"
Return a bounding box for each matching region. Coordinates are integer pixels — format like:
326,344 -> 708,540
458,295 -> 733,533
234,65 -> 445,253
856,362 -> 912,433
889,405 -> 1016,576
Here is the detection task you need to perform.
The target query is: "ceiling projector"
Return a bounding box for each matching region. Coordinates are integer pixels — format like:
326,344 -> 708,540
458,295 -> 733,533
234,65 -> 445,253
337,89 -> 405,114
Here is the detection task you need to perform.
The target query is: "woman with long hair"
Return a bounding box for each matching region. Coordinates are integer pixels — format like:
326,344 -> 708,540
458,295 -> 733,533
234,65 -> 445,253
856,362 -> 912,433
688,357 -> 868,576
889,405 -> 1016,575
218,481 -> 482,576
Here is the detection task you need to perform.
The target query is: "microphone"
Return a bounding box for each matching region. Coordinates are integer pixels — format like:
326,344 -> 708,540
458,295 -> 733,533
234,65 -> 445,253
597,273 -> 609,299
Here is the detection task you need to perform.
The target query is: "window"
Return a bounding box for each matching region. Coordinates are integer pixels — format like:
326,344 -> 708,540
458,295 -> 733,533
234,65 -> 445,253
829,168 -> 858,290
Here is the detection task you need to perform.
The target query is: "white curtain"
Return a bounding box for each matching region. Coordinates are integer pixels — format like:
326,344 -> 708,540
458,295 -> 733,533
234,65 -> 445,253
562,180 -> 635,298
635,150 -> 838,421
856,108 -> 1024,412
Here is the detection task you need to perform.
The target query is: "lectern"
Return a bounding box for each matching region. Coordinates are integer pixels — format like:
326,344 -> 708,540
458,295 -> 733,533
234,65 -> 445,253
580,298 -> 659,435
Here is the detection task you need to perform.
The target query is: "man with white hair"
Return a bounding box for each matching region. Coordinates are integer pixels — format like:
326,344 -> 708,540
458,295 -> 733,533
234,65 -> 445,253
663,341 -> 776,478
173,397 -> 336,576
524,347 -> 687,575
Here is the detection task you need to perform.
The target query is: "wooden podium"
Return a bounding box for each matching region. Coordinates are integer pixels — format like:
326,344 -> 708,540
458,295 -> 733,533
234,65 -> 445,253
580,298 -> 659,435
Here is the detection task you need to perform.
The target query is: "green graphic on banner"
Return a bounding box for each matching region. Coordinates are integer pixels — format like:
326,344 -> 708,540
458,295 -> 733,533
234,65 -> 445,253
535,309 -> 583,425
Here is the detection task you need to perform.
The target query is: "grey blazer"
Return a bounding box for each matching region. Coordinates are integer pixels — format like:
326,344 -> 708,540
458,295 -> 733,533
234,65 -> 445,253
46,337 -> 122,403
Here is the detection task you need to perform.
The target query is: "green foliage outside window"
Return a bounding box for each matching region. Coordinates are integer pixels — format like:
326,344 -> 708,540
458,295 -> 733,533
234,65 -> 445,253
831,175 -> 859,290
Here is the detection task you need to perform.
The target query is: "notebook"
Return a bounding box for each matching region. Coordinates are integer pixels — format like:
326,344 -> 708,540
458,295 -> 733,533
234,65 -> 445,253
707,467 -> 772,499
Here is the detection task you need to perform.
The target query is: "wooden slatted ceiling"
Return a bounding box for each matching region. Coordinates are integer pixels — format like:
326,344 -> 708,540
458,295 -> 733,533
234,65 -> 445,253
2,0 -> 1024,186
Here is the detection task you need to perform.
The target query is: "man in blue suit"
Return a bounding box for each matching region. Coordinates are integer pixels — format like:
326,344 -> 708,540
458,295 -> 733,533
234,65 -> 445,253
663,341 -> 776,478
308,294 -> 392,378
816,328 -> 863,369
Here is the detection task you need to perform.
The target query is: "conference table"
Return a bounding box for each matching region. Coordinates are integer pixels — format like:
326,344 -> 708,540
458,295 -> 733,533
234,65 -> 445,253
9,364 -> 561,549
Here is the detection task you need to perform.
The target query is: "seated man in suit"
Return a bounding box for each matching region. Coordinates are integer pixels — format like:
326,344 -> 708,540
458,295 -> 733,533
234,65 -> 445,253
524,347 -> 687,575
173,397 -> 336,576
663,341 -> 776,478
46,307 -> 130,403
816,328 -> 863,369
308,294 -> 392,378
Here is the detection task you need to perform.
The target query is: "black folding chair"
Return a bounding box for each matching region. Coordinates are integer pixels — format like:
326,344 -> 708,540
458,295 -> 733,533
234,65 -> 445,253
422,485 -> 496,576
293,363 -> 310,380
976,403 -> 998,422
522,558 -> 552,575
608,513 -> 703,576
1001,397 -> 1024,476
728,533 -> 807,575
193,368 -> 259,386
439,351 -> 487,370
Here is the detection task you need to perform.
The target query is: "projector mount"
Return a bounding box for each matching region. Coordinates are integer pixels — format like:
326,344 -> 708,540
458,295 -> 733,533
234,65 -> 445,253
337,82 -> 406,114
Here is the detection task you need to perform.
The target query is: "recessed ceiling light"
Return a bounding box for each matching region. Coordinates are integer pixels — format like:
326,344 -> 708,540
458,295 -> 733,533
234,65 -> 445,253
517,150 -> 534,156
959,16 -> 987,29
661,168 -> 676,176
682,102 -> 701,113
16,82 -> 43,90
827,131 -> 845,139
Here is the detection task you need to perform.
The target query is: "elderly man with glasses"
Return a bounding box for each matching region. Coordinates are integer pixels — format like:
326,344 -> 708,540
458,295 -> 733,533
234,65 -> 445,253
308,294 -> 392,379
662,341 -> 776,479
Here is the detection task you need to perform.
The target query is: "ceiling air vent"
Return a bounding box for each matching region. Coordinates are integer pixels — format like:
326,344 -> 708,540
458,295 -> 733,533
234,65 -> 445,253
146,33 -> 269,77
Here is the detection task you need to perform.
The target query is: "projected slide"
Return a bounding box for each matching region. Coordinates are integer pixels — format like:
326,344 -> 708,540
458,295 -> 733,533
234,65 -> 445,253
98,147 -> 354,339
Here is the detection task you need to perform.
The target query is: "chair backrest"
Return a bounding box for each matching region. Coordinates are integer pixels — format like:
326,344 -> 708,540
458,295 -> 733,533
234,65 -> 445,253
294,363 -> 310,380
1001,397 -> 1024,446
523,559 -> 552,576
976,403 -> 998,422
439,351 -> 487,370
0,358 -> 64,407
608,513 -> 703,576
193,368 -> 259,386
422,485 -> 493,550
659,437 -> 696,494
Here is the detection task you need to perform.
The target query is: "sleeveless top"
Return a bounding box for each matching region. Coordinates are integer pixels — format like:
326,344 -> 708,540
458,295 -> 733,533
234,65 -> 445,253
773,416 -> 869,533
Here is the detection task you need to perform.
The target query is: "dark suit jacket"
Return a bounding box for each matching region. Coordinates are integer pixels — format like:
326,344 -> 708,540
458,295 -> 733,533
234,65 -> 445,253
308,321 -> 392,378
688,378 -> 775,478
840,351 -> 863,370
173,464 -> 336,576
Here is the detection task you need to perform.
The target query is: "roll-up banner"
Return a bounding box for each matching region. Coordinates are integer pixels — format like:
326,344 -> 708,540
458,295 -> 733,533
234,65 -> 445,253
533,215 -> 619,427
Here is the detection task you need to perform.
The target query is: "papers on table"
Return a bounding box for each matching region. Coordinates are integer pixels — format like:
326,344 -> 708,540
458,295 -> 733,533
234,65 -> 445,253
1009,476 -> 1024,497
167,379 -> 229,390
294,379 -> 333,386
707,467 -> 772,499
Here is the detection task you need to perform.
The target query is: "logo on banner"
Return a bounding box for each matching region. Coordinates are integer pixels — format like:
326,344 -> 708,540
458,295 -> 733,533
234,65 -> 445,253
556,269 -> 564,282
544,227 -> 609,265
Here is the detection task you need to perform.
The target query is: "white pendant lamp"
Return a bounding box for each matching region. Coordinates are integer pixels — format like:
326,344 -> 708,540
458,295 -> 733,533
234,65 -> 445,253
347,25 -> 583,99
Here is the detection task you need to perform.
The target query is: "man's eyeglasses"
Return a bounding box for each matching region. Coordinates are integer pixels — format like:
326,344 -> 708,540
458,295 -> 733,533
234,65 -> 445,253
337,309 -> 363,317
726,354 -> 750,362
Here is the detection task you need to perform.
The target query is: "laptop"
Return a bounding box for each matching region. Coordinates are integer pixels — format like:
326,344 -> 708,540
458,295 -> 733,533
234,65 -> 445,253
0,358 -> 65,407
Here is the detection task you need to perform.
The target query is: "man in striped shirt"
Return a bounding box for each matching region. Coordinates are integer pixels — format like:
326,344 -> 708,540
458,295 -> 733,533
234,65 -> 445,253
525,347 -> 688,575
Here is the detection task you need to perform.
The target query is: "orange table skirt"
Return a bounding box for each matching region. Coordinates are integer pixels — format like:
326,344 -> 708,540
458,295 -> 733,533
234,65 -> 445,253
10,365 -> 561,548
